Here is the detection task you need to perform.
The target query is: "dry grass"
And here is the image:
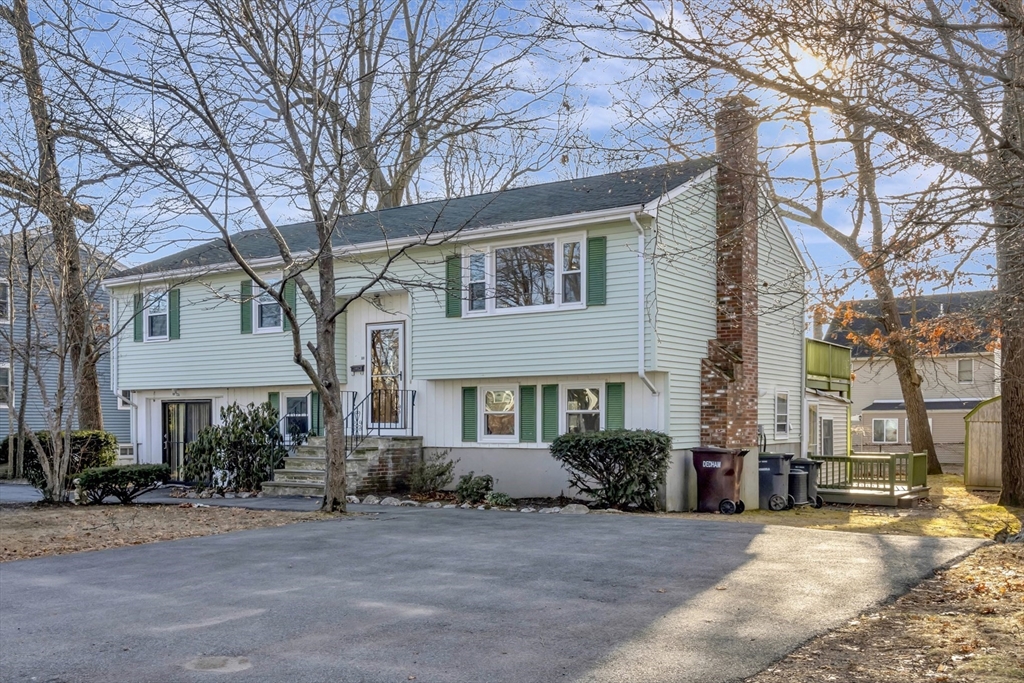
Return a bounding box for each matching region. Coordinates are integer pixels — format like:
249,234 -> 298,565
746,542 -> 1024,683
0,503 -> 335,562
660,475 -> 1022,540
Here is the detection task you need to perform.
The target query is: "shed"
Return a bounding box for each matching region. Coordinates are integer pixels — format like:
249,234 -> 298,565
964,396 -> 1001,490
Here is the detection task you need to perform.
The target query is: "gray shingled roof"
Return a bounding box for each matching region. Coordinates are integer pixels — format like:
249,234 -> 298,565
825,290 -> 998,358
120,160 -> 714,277
862,398 -> 986,412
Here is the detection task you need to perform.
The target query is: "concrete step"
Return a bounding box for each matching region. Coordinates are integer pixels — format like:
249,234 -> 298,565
261,481 -> 325,497
281,456 -> 327,471
292,445 -> 326,457
306,436 -> 326,448
273,469 -> 326,483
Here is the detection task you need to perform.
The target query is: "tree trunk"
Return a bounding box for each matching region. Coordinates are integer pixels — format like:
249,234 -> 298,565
316,241 -> 347,513
10,0 -> 103,432
867,269 -> 943,474
997,8 -> 1024,507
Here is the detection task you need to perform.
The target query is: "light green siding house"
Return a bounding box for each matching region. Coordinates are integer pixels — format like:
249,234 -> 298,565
104,110 -> 806,510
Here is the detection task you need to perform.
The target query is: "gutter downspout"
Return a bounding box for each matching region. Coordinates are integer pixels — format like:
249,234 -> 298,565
630,212 -> 658,396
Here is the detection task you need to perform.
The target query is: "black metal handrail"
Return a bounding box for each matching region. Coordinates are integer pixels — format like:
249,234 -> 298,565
344,389 -> 417,458
264,389 -> 358,482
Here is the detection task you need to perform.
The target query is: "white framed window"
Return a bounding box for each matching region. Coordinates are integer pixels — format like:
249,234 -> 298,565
872,418 -> 899,444
957,358 -> 974,384
463,233 -> 586,316
117,389 -> 132,410
904,417 -> 934,444
468,253 -> 487,312
254,278 -> 283,333
144,290 -> 169,341
0,281 -> 10,322
0,363 -> 11,407
565,386 -> 601,434
775,392 -> 789,437
480,387 -> 517,442
820,418 -> 834,456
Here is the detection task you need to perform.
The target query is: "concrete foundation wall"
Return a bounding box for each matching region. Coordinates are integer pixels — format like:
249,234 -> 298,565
430,447 -> 575,499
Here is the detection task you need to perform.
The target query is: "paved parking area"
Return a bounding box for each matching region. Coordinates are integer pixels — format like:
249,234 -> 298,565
0,504 -> 983,683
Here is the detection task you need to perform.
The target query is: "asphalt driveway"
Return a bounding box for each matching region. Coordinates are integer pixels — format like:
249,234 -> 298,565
0,506 -> 982,683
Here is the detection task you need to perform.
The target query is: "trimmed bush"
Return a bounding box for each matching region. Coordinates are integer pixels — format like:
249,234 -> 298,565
549,429 -> 672,510
0,431 -> 118,490
409,450 -> 459,494
455,472 -> 493,504
181,402 -> 286,492
484,491 -> 514,507
77,464 -> 171,504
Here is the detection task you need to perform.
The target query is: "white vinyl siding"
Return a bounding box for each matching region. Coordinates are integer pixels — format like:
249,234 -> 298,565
756,196 -> 806,446
412,222 -> 641,379
651,175 -> 718,448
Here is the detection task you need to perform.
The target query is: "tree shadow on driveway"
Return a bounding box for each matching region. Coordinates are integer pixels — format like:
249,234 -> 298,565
0,508 -> 983,683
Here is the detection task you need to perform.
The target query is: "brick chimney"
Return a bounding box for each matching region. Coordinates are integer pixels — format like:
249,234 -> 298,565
700,96 -> 760,450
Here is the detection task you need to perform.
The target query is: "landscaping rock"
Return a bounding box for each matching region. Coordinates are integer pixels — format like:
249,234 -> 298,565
185,491 -> 198,499
223,493 -> 235,499
346,495 -> 361,504
399,500 -> 420,507
477,505 -> 488,510
362,494 -> 381,505
538,506 -> 560,514
198,491 -> 213,499
460,503 -> 472,509
424,502 -> 443,508
520,507 -> 536,513
379,497 -> 401,506
443,504 -> 458,509
560,504 -> 589,515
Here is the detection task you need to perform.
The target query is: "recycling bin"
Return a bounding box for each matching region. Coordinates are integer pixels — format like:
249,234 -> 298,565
791,457 -> 824,508
758,453 -> 794,511
689,446 -> 748,514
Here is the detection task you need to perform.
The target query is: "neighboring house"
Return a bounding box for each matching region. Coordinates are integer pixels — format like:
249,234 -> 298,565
0,234 -> 132,460
102,98 -> 807,510
825,291 -> 999,462
804,339 -> 852,457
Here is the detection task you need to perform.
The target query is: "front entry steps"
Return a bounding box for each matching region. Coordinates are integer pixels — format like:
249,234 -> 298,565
261,435 -> 423,498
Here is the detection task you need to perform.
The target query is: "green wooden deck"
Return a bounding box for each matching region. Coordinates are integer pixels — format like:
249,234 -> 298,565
816,452 -> 930,507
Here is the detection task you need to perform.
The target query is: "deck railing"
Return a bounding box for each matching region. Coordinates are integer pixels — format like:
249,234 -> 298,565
816,452 -> 928,495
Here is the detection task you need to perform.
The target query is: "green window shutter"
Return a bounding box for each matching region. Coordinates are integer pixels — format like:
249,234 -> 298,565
519,385 -> 537,442
606,382 -> 625,430
240,281 -> 252,334
445,256 -> 462,318
462,386 -> 477,442
283,279 -> 297,331
541,384 -> 559,443
268,391 -> 280,418
132,293 -> 143,342
587,236 -> 607,306
168,289 -> 180,340
310,391 -> 322,436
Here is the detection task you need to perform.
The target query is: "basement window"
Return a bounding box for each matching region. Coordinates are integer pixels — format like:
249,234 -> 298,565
566,387 -> 601,433
481,387 -> 517,441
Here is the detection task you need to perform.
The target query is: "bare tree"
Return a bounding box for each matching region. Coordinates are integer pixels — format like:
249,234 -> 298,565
56,0 -> 574,511
561,0 -> 1023,491
0,0 -> 150,430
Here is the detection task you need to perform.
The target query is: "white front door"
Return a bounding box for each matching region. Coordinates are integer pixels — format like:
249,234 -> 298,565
366,322 -> 405,428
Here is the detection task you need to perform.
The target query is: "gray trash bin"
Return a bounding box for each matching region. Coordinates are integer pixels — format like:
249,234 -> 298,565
788,469 -> 810,506
791,457 -> 824,508
758,453 -> 793,511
